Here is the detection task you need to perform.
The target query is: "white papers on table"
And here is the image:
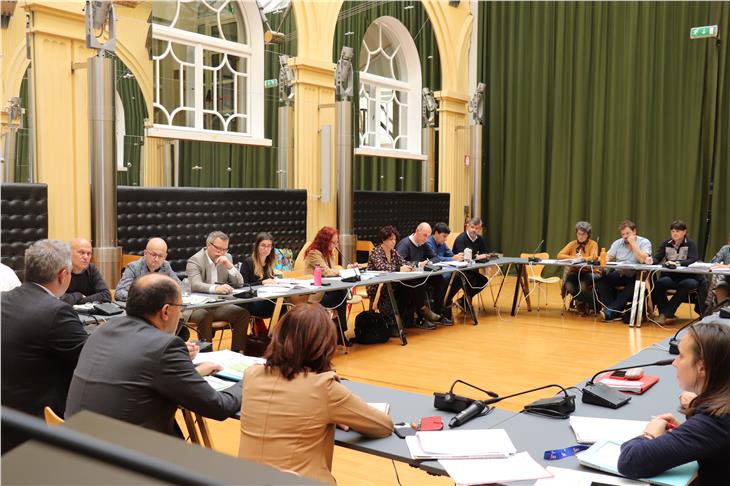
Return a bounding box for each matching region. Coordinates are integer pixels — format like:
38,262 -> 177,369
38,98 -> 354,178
433,261 -> 469,268
358,272 -> 381,281
367,403 -> 390,414
440,452 -> 552,485
577,440 -> 698,486
255,285 -> 302,297
73,303 -> 96,311
606,261 -> 620,266
204,375 -> 237,391
534,466 -> 642,485
540,259 -> 558,264
183,294 -> 219,305
193,350 -> 265,381
597,378 -> 645,392
405,429 -> 516,459
688,262 -> 712,270
569,416 -> 648,444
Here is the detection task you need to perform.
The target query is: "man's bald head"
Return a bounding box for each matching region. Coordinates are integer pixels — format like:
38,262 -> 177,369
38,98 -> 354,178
126,273 -> 182,333
144,238 -> 168,272
70,238 -> 92,273
413,223 -> 432,246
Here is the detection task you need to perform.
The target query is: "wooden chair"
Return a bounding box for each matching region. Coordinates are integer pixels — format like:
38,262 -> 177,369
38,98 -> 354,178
44,406 -> 64,426
519,253 -> 561,310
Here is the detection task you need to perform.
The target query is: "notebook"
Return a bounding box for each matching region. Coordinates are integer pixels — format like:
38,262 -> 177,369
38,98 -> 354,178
577,439 -> 698,486
596,373 -> 660,394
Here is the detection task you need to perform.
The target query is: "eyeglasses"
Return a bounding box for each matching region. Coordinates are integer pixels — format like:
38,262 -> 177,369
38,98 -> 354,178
165,303 -> 185,308
208,241 -> 229,252
145,250 -> 167,260
259,243 -> 273,248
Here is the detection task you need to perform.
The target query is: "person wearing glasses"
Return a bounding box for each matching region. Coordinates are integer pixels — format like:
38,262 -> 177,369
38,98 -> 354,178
114,237 -> 180,301
240,232 -> 281,319
186,231 -> 250,353
66,273 -> 241,437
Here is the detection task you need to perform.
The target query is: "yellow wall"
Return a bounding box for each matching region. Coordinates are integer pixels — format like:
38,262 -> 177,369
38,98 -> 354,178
2,0 -> 473,243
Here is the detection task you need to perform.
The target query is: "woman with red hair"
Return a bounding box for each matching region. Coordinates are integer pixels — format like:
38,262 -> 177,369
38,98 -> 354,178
303,227 -> 351,346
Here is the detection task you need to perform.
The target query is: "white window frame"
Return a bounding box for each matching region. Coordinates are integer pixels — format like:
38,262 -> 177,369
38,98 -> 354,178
147,1 -> 270,147
355,16 -> 424,161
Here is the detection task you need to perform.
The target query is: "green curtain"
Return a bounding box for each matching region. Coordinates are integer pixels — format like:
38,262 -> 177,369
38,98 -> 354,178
478,1 -> 730,261
333,0 -> 441,191
14,68 -> 31,183
178,7 -> 296,188
114,54 -> 147,187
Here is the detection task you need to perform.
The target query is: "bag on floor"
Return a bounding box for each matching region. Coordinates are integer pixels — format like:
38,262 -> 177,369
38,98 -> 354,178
353,311 -> 390,344
244,318 -> 271,357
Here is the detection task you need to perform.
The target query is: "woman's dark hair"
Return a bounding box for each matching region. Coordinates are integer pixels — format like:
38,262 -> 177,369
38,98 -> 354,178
685,322 -> 730,417
377,225 -> 400,244
251,232 -> 276,279
305,226 -> 338,261
265,303 -> 337,380
670,220 -> 687,231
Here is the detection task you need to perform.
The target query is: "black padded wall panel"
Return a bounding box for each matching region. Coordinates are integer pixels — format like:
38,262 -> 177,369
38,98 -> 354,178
1,183 -> 49,274
353,191 -> 450,244
117,187 -> 307,272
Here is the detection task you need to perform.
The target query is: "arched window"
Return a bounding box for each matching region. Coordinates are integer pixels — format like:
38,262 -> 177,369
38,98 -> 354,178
356,16 -> 423,159
148,0 -> 269,146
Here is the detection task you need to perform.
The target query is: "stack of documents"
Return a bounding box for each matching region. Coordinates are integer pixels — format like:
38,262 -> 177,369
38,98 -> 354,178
577,440 -> 698,486
569,416 -> 648,444
596,375 -> 659,394
183,294 -> 220,305
193,350 -> 264,383
440,452 -> 552,485
433,261 -> 469,268
535,466 -> 643,485
688,262 -> 712,270
405,429 -> 516,460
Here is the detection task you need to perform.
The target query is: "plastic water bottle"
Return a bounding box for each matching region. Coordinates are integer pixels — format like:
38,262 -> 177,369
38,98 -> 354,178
182,278 -> 191,296
463,248 -> 473,263
599,248 -> 607,267
313,265 -> 322,286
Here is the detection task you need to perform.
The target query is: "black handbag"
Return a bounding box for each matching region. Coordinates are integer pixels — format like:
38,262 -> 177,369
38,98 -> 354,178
354,311 -> 390,344
244,318 -> 271,358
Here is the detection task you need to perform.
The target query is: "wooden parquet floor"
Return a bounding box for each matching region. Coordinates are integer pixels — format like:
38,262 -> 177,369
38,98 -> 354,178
196,276 -> 684,485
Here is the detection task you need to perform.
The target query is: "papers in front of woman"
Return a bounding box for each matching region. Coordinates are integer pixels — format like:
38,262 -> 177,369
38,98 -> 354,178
535,466 -> 643,485
569,416 -> 648,444
405,429 -> 517,459
193,350 -> 265,383
440,452 -> 552,485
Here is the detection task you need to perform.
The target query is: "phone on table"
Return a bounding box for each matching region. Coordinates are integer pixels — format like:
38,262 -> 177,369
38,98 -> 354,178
393,422 -> 416,439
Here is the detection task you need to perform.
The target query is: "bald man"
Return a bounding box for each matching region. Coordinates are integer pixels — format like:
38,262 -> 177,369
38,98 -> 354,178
60,238 -> 111,305
115,237 -> 180,302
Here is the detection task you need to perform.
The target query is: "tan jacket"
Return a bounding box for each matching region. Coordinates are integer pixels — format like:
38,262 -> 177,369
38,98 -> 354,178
186,248 -> 244,294
238,366 -> 393,484
303,250 -> 340,304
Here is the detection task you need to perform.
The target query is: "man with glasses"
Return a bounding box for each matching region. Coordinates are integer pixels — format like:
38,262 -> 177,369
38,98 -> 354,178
186,231 -> 249,353
114,237 -> 179,302
66,273 -> 241,436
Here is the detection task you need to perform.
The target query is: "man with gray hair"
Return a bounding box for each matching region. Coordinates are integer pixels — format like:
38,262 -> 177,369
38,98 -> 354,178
1,240 -> 89,452
186,231 -> 249,352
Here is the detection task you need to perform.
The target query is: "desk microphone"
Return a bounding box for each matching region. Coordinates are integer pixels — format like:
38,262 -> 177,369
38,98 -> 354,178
448,400 -> 488,428
483,384 -> 575,418
528,240 -> 544,262
582,358 -> 674,409
667,298 -> 730,354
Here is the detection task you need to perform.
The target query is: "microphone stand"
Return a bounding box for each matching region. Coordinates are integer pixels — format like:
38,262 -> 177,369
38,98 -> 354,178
668,297 -> 730,354
582,358 -> 674,409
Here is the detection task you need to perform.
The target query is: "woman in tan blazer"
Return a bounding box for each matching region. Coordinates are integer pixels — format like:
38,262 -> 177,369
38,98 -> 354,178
303,226 -> 351,346
238,304 -> 393,484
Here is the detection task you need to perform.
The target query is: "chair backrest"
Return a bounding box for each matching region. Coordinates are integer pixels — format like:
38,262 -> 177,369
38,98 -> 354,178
285,241 -> 311,278
446,232 -> 459,251
520,252 -> 550,278
44,406 -> 64,426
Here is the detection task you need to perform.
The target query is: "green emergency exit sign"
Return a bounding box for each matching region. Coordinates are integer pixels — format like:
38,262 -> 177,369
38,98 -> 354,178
264,78 -> 279,88
690,25 -> 718,39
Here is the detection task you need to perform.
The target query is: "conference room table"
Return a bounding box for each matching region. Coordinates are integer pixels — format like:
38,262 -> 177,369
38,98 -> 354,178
334,319 -> 730,484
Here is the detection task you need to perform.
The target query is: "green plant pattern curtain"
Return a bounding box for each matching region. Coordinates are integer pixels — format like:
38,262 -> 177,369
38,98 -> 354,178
14,69 -> 31,183
114,54 -> 147,187
178,8 -> 296,188
478,1 -> 729,261
333,0 -> 441,191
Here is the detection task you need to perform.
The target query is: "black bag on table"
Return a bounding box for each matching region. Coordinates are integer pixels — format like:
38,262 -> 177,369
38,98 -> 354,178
353,311 -> 390,344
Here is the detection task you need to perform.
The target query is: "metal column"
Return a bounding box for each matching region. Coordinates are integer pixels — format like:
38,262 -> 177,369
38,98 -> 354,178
335,47 -> 356,266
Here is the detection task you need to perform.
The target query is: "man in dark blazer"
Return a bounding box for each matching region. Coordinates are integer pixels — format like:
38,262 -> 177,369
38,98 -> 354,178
1,240 -> 89,452
65,273 -> 241,436
186,231 -> 249,352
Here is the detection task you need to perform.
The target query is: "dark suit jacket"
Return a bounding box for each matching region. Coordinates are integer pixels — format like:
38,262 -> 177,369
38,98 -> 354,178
1,282 -> 88,450
65,315 -> 241,436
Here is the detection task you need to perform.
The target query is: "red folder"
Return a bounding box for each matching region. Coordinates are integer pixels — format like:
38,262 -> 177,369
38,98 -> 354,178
596,373 -> 659,394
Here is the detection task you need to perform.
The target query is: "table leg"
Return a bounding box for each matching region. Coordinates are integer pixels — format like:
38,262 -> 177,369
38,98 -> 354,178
194,413 -> 214,448
267,297 -> 285,335
460,273 -> 478,325
181,409 -> 201,445
494,263 -> 512,308
511,264 -> 523,316
636,271 -> 647,328
442,272 -> 456,309
386,282 -> 407,346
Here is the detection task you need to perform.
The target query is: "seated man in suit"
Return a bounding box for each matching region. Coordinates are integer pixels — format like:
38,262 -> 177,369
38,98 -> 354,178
66,273 -> 241,437
425,222 -> 461,323
115,237 -> 180,301
186,231 -> 249,353
1,240 -> 88,452
61,238 -> 111,305
395,222 -> 444,329
452,217 -> 490,320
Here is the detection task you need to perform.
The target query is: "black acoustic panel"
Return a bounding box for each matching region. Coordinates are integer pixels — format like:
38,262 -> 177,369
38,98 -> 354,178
1,183 -> 49,275
117,187 -> 307,272
353,191 -> 450,244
